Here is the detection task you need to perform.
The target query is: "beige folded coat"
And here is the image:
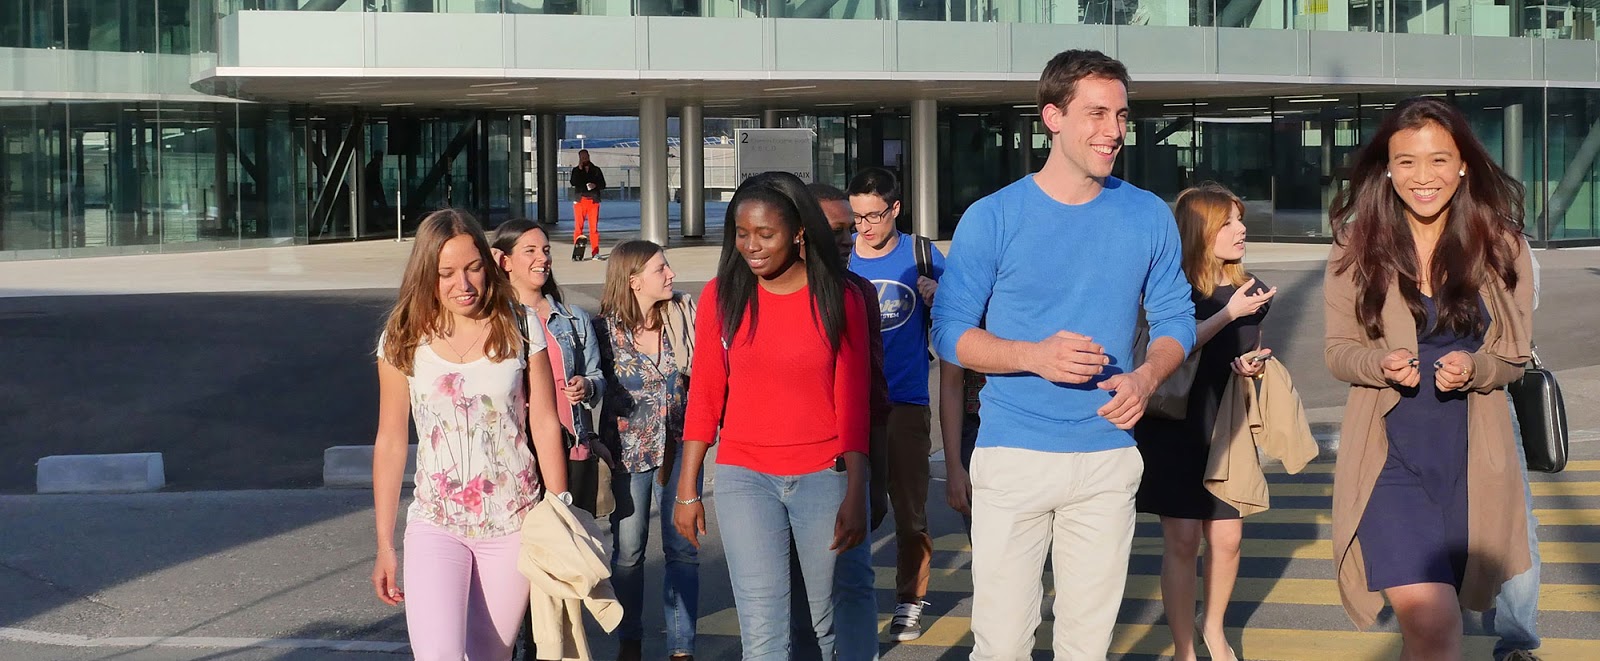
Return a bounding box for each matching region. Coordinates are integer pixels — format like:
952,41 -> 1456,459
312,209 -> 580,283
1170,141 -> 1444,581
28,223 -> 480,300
517,496 -> 622,661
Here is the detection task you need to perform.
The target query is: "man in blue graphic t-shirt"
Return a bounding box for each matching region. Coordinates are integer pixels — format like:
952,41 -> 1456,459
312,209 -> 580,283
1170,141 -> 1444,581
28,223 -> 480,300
845,166 -> 943,643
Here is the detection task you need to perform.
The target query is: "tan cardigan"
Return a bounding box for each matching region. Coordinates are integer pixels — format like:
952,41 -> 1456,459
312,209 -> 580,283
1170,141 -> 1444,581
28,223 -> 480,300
1204,359 -> 1319,517
518,496 -> 622,660
1323,235 -> 1533,629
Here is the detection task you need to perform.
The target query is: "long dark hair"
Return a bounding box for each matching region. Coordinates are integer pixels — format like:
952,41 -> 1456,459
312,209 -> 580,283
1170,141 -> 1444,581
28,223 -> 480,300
490,218 -> 563,305
717,171 -> 849,351
1330,97 -> 1523,341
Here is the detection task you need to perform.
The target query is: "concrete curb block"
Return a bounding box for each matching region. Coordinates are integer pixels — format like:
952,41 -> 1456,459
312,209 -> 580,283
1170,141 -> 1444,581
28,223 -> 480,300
36,452 -> 164,494
324,445 -> 415,488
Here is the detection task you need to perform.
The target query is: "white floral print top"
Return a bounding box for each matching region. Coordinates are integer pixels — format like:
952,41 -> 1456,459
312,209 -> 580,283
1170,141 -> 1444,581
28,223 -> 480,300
381,332 -> 547,538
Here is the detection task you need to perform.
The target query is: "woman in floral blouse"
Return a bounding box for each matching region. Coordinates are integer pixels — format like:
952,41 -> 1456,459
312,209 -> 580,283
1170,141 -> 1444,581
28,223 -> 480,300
595,240 -> 699,661
370,209 -> 569,661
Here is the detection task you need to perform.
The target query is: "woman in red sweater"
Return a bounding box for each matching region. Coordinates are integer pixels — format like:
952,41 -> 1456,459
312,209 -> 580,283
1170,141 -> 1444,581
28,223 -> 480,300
673,171 -> 871,660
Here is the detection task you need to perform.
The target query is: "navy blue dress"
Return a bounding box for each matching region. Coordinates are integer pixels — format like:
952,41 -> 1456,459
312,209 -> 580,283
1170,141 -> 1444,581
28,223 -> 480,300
1358,295 -> 1486,591
1134,278 -> 1270,521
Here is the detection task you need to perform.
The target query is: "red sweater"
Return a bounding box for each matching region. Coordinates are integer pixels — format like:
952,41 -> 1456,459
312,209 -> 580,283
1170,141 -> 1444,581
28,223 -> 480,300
684,278 -> 870,475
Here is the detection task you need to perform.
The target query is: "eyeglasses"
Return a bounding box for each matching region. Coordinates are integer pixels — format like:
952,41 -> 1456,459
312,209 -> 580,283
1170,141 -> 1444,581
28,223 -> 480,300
852,208 -> 894,226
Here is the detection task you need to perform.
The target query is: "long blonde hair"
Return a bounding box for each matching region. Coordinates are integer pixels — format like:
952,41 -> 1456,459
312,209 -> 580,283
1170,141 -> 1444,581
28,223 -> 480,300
380,209 -> 521,375
600,240 -> 669,332
1175,183 -> 1249,298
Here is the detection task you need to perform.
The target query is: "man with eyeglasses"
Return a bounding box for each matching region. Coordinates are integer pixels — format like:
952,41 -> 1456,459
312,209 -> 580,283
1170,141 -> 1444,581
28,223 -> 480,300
844,166 -> 942,642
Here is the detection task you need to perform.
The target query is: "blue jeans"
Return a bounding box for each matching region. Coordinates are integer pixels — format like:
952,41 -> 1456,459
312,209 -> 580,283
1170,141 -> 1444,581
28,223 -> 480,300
611,466 -> 700,655
716,463 -> 848,661
1484,396 -> 1542,658
791,484 -> 879,661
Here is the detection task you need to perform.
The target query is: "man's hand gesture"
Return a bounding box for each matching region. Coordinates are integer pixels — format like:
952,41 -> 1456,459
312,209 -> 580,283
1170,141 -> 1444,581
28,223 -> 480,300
1029,331 -> 1107,384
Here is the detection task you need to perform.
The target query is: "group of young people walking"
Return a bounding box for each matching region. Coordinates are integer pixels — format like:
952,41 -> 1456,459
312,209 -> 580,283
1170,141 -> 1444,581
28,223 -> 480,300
367,47 -> 1544,661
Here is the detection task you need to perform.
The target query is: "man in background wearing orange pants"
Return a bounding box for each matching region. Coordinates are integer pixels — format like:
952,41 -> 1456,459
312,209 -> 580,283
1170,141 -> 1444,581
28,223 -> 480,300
569,149 -> 605,261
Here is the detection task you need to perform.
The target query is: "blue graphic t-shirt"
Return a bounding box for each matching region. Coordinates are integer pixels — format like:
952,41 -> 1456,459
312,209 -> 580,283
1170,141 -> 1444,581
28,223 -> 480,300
850,232 -> 945,405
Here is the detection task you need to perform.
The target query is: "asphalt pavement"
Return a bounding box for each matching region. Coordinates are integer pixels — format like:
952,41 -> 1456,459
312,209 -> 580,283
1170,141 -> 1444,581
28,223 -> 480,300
2,239 -> 1599,659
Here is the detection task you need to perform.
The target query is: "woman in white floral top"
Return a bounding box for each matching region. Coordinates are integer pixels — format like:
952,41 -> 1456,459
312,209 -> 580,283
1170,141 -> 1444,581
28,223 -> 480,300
595,240 -> 699,661
370,209 -> 568,661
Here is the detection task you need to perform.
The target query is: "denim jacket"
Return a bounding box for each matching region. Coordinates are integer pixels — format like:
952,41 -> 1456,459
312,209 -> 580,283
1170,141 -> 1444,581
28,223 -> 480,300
534,295 -> 606,439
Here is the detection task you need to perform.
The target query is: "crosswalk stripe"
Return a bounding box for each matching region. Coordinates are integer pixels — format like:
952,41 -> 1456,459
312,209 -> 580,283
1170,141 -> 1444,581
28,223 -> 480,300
1268,459 -> 1600,475
870,568 -> 1600,612
1269,481 -> 1600,497
1134,507 -> 1600,526
695,609 -> 1600,658
931,534 -> 1600,564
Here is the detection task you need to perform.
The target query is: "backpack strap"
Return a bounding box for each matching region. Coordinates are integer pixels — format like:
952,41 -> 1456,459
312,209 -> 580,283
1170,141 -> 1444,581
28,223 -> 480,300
913,234 -> 933,281
912,234 -> 934,339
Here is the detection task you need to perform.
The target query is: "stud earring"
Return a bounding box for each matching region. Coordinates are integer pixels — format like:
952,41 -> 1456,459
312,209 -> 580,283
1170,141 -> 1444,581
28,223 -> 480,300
1385,171 -> 1391,178
1459,169 -> 1466,176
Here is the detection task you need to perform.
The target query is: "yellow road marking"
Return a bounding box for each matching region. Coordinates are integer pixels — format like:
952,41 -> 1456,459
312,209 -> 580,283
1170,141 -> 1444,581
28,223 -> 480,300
1266,460 -> 1600,474
1270,481 -> 1600,497
870,568 -> 1600,612
932,534 -> 1600,564
696,609 -> 1600,658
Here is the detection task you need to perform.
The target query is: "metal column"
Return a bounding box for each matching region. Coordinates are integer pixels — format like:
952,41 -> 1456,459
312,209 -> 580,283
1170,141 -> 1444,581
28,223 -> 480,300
1504,104 -> 1524,180
640,97 -> 670,246
910,99 -> 939,239
537,114 -> 559,225
762,110 -> 781,128
681,104 -> 706,238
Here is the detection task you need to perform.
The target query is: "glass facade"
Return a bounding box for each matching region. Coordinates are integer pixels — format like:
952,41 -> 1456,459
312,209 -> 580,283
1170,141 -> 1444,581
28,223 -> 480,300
2,1 -> 216,53
210,0 -> 1600,39
0,103 -> 532,258
4,2 -> 1600,257
792,88 -> 1599,245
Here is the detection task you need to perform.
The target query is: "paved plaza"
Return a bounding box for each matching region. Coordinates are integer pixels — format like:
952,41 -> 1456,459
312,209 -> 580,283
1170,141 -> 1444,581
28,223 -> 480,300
2,235 -> 1599,659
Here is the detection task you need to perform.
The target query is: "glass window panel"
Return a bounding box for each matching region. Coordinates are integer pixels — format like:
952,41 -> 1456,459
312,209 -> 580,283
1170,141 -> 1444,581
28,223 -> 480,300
0,101 -> 66,253
1270,93 -> 1357,238
1123,103 -> 1196,201
1,1 -> 66,49
1191,98 -> 1275,238
1545,88 -> 1600,240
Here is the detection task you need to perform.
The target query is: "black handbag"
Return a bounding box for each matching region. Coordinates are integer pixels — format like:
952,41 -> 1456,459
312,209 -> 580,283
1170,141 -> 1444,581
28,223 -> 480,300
1507,347 -> 1568,474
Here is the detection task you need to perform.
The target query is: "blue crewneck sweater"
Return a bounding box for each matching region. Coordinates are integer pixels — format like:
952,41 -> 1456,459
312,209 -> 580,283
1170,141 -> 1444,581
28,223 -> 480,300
930,175 -> 1196,454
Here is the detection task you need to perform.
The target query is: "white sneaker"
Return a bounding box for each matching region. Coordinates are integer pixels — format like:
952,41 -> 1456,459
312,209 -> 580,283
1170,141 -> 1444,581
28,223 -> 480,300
889,600 -> 929,641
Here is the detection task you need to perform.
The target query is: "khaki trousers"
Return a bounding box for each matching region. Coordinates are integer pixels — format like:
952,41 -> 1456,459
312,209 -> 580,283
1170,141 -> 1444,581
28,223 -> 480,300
968,445 -> 1143,661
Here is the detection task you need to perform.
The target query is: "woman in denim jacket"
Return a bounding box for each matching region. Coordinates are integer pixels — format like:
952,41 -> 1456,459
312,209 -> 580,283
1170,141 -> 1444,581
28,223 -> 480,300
491,220 -> 608,513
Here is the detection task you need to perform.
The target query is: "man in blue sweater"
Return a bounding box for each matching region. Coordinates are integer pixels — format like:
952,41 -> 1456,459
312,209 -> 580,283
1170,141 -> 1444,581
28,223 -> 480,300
929,50 -> 1196,660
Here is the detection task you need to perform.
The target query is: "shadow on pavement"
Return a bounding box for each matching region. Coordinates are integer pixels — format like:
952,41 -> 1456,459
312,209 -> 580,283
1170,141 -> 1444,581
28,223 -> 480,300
0,290 -> 394,493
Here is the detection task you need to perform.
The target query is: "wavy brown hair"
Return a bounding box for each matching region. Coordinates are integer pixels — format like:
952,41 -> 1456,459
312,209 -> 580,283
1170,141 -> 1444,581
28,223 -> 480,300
381,209 -> 522,375
1175,183 -> 1249,298
600,240 -> 669,332
1330,97 -> 1524,341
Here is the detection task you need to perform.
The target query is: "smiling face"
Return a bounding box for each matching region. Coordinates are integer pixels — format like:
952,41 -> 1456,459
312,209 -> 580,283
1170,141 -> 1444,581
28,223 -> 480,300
1043,75 -> 1128,181
1387,121 -> 1464,223
630,250 -> 676,305
500,228 -> 551,296
1211,205 -> 1247,262
734,200 -> 800,279
437,233 -> 487,317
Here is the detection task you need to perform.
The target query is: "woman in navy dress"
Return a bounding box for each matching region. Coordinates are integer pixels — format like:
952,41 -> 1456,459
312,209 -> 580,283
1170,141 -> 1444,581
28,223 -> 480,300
1325,97 -> 1533,660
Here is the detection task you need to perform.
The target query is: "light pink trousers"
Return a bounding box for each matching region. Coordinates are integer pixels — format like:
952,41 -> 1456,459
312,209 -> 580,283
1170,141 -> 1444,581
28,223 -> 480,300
403,520 -> 529,661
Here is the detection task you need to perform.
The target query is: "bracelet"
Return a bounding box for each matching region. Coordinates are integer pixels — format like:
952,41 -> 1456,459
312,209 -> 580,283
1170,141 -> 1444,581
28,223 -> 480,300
674,495 -> 702,505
